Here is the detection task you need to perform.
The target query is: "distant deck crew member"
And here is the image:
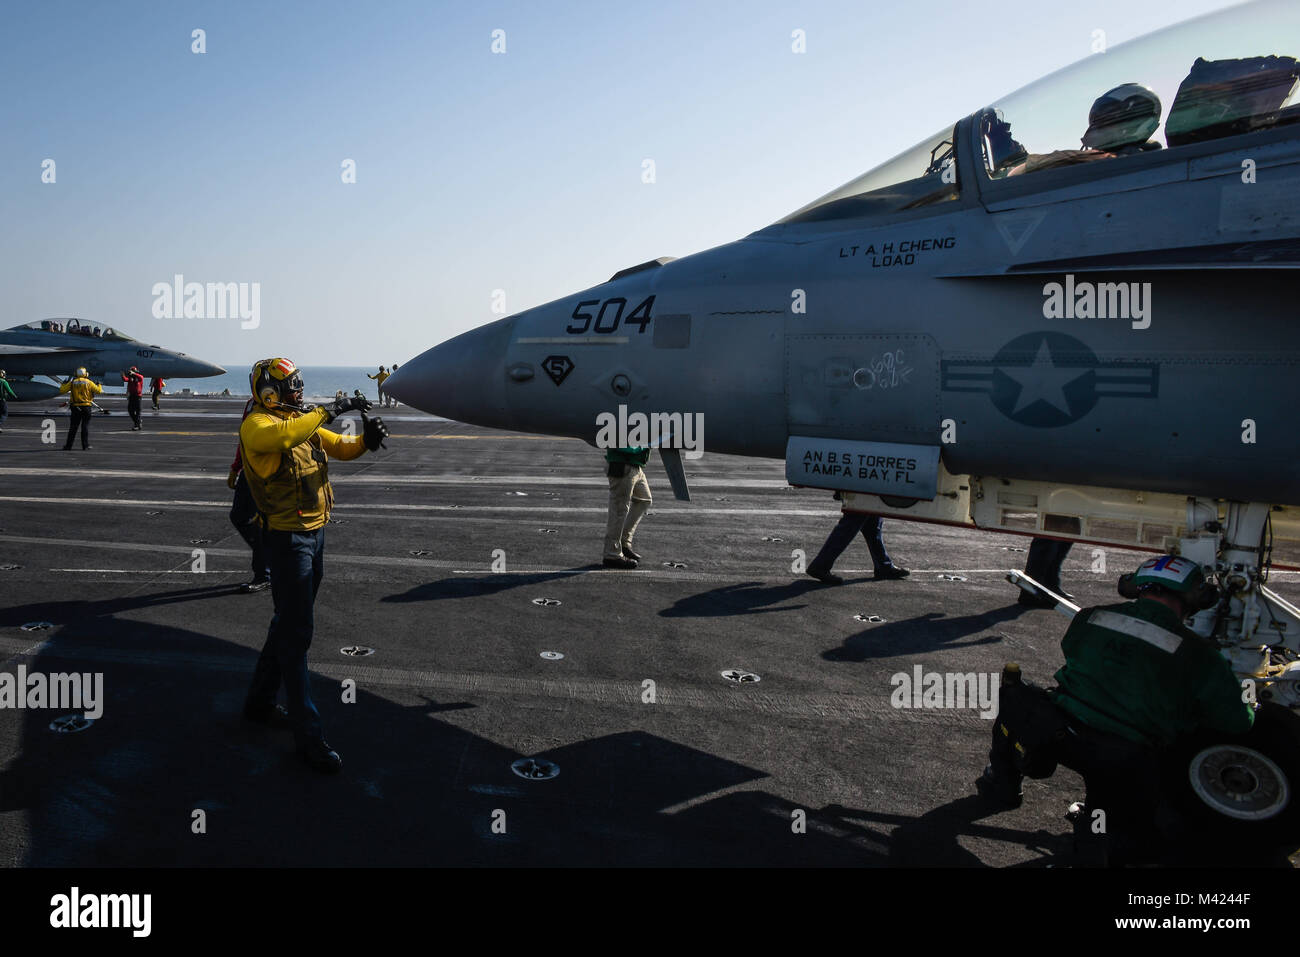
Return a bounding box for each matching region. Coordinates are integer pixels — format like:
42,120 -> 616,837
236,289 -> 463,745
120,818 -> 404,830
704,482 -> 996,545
806,493 -> 909,584
0,370 -> 15,433
367,366 -> 389,407
239,358 -> 389,773
121,366 -> 145,430
59,367 -> 102,450
603,446 -> 651,569
150,376 -> 165,410
976,555 -> 1253,864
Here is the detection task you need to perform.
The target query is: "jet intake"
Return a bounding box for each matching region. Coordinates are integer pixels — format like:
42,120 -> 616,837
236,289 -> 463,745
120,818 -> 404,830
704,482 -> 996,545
6,378 -> 60,402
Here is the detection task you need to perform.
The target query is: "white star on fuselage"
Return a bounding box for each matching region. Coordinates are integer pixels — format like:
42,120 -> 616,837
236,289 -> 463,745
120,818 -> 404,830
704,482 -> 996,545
1004,339 -> 1085,416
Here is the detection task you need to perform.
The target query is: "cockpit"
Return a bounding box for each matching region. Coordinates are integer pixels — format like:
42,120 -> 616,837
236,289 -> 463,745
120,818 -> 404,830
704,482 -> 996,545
7,319 -> 136,342
779,0 -> 1299,225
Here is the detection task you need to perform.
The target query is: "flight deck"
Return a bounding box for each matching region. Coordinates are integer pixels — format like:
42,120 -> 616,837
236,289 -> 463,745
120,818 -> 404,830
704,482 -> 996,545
1,396 -> 1295,866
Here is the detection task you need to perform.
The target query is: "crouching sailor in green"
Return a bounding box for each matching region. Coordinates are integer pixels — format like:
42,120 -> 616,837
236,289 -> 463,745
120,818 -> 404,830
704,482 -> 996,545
976,554 -> 1253,864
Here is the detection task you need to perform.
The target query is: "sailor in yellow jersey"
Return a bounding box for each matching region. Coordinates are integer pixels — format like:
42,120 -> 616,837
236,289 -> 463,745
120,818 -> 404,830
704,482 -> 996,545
367,365 -> 390,407
59,367 -> 103,450
239,357 -> 389,773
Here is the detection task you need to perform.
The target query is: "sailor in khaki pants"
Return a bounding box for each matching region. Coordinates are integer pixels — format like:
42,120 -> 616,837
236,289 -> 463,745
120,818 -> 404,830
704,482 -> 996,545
603,446 -> 651,569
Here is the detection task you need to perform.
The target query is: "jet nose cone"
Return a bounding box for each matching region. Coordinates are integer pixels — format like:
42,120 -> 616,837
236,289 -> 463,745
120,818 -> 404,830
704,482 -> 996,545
173,356 -> 226,377
385,317 -> 515,427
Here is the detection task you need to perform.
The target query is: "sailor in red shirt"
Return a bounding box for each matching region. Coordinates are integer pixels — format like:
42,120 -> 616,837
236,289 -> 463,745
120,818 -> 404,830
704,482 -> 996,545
121,366 -> 145,430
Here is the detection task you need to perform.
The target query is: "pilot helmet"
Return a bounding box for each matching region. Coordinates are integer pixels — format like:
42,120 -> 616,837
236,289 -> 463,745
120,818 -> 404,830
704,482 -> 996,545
250,357 -> 304,410
1082,83 -> 1161,152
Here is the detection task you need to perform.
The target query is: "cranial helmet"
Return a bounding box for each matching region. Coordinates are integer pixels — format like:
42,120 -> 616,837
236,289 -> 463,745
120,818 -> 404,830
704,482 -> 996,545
1133,555 -> 1205,592
75,367 -> 88,378
1120,554 -> 1219,610
1082,82 -> 1162,151
250,357 -> 304,410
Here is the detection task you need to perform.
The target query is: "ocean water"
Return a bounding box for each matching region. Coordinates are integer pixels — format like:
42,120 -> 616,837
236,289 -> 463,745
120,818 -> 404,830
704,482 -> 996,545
164,365 -> 400,402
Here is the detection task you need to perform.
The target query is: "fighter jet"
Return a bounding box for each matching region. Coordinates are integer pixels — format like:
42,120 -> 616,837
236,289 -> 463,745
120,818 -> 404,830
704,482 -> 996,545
0,318 -> 225,400
389,3 -> 1300,715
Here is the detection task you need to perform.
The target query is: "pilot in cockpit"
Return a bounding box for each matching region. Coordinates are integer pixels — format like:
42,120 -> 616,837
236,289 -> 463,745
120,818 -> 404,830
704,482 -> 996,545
1080,83 -> 1163,155
991,82 -> 1163,177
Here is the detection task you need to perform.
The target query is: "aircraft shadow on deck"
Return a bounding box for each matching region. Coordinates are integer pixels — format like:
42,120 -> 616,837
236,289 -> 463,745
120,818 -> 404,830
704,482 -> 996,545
0,585 -> 246,631
3,586 -> 1149,865
0,592 -> 940,866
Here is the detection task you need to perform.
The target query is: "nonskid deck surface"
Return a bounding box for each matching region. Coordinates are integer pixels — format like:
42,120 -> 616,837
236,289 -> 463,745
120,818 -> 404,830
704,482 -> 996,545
0,397 -> 1295,866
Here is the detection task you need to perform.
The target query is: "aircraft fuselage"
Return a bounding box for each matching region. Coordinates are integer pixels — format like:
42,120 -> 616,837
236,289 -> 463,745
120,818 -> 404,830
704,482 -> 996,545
388,116 -> 1300,508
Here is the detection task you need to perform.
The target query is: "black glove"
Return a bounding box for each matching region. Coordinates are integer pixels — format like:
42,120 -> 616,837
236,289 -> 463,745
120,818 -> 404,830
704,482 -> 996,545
333,393 -> 372,417
320,393 -> 371,422
361,412 -> 388,451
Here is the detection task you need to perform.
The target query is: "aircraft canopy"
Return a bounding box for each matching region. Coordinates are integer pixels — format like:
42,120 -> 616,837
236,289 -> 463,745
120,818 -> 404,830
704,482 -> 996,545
780,0 -> 1300,224
6,319 -> 136,342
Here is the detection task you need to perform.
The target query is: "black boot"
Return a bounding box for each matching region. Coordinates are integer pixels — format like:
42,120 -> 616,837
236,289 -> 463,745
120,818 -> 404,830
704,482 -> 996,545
974,764 -> 1023,808
299,740 -> 343,774
243,703 -> 292,728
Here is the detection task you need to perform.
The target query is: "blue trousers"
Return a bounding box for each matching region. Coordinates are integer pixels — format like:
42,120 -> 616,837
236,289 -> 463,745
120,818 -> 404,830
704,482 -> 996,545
246,528 -> 325,746
808,513 -> 892,575
229,473 -> 270,582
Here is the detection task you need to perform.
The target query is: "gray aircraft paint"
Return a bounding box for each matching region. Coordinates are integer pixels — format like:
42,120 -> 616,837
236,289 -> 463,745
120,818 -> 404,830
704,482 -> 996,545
385,5 -> 1300,510
0,322 -> 224,400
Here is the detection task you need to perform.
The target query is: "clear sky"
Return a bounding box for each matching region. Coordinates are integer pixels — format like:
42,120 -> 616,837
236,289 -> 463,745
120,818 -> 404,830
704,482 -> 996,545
0,0 -> 1239,368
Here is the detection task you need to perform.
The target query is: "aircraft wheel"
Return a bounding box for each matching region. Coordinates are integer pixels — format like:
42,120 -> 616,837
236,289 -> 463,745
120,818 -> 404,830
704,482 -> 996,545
1170,703 -> 1300,842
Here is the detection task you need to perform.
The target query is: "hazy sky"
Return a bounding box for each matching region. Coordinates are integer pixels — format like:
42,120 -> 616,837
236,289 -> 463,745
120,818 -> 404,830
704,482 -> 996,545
0,0 -> 1239,368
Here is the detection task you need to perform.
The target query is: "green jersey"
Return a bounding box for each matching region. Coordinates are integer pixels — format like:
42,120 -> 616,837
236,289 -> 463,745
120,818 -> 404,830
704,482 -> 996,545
1053,599 -> 1254,747
604,447 -> 650,467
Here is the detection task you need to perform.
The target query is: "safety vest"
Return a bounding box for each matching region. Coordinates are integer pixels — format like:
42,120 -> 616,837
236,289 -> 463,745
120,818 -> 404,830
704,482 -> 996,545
241,431 -> 334,531
64,377 -> 101,406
